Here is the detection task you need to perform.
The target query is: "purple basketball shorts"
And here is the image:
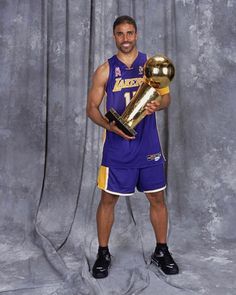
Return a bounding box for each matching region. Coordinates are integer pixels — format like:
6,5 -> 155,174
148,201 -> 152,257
97,163 -> 166,196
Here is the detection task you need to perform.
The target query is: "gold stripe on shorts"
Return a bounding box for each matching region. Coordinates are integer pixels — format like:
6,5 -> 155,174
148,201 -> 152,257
97,165 -> 109,190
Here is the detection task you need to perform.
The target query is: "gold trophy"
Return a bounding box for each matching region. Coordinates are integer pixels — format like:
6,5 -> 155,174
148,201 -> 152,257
105,54 -> 175,136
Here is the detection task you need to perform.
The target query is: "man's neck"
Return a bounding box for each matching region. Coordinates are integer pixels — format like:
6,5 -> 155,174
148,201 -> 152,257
116,48 -> 139,68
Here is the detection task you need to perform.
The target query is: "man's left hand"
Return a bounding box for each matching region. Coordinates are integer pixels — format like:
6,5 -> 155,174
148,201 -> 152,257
145,100 -> 161,115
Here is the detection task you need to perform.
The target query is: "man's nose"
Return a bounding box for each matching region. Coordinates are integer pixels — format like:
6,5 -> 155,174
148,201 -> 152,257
123,34 -> 128,41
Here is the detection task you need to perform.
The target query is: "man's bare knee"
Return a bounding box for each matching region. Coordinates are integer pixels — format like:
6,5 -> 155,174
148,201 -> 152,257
146,191 -> 166,208
100,191 -> 119,207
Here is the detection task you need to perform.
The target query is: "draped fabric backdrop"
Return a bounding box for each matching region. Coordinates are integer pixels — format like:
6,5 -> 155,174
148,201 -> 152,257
0,0 -> 236,294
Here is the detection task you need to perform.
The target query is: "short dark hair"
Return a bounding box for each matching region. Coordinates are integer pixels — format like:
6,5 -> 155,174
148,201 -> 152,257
113,15 -> 137,33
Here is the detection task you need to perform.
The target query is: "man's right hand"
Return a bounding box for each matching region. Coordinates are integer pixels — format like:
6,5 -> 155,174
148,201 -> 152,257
108,121 -> 135,140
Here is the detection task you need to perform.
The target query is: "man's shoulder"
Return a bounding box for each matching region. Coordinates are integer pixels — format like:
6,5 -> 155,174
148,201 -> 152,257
93,60 -> 109,84
96,60 -> 109,74
139,51 -> 147,55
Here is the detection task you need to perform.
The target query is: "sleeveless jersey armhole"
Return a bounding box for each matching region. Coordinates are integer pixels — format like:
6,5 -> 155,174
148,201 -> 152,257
105,59 -> 112,94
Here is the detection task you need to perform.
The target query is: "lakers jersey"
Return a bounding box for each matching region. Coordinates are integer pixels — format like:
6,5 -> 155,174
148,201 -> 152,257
102,52 -> 167,168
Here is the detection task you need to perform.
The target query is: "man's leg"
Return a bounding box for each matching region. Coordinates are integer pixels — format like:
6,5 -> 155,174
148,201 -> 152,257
92,190 -> 119,279
97,190 -> 119,246
145,190 -> 168,243
146,190 -> 179,275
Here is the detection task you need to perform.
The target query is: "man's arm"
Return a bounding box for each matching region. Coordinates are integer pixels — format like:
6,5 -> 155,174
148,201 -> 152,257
145,93 -> 171,115
86,62 -> 110,129
86,62 -> 135,140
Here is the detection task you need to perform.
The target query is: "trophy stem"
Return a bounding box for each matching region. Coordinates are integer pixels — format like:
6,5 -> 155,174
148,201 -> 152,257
105,108 -> 137,136
105,83 -> 161,136
121,83 -> 161,129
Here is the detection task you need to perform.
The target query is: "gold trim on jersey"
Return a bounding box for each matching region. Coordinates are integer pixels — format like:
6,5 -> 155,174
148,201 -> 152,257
158,86 -> 170,96
102,94 -> 107,144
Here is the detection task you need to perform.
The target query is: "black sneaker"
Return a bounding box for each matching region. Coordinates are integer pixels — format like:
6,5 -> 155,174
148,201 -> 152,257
92,250 -> 111,279
151,245 -> 179,275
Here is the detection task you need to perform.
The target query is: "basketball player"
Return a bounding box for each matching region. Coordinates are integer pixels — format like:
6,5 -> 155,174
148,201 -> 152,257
86,15 -> 179,279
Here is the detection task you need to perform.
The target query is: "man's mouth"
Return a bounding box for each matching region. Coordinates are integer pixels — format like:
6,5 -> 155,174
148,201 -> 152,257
122,42 -> 131,47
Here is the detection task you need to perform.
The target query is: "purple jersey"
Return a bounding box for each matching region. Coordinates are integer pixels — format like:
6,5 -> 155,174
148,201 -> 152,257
102,51 -> 165,168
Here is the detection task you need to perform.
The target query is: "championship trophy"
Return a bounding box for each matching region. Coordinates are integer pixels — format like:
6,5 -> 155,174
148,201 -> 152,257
105,54 -> 175,136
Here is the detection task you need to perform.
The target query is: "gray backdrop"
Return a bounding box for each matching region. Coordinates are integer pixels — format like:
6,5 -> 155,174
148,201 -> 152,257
1,0 -> 236,294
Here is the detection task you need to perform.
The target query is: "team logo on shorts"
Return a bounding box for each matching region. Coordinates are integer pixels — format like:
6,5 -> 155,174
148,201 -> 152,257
115,67 -> 121,77
147,152 -> 161,161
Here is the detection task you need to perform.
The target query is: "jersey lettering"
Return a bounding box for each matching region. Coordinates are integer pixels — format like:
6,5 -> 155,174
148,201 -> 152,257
112,77 -> 143,92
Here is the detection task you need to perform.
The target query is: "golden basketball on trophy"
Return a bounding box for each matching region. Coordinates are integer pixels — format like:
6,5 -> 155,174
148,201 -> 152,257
105,54 -> 175,136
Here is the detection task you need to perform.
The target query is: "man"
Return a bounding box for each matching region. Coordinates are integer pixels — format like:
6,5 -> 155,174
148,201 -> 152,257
86,15 -> 179,279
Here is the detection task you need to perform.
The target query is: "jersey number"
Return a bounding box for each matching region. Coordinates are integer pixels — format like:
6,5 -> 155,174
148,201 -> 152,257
124,91 -> 136,107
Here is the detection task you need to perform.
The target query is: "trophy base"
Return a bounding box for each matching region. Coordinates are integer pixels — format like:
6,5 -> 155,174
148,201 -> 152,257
105,108 -> 137,137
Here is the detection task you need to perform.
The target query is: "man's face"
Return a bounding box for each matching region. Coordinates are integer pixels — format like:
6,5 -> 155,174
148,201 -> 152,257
113,23 -> 137,54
